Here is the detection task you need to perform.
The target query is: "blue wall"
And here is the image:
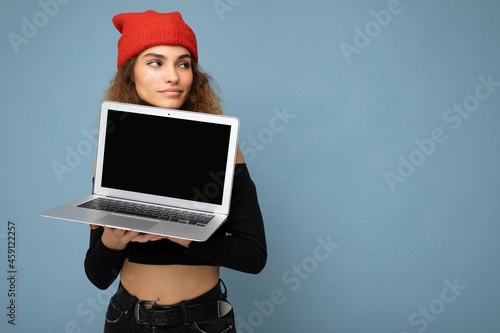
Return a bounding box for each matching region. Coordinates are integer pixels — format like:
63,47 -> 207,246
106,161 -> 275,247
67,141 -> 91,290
1,1 -> 499,332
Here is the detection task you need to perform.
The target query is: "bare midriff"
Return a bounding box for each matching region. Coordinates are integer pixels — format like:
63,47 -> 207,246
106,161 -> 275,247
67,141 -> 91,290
120,260 -> 220,305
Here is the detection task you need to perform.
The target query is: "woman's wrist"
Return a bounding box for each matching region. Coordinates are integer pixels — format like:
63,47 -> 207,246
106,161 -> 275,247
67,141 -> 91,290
101,229 -> 127,251
166,236 -> 192,248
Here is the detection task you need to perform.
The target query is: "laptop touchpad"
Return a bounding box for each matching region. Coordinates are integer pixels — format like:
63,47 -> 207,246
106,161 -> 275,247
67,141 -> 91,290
95,214 -> 159,231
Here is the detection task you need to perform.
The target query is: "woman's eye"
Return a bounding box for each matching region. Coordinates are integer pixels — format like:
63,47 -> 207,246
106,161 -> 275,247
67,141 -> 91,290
148,61 -> 161,67
179,62 -> 191,69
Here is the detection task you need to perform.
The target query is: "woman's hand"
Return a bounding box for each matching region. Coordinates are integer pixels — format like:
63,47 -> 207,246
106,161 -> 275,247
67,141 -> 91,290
165,236 -> 192,248
90,224 -> 166,251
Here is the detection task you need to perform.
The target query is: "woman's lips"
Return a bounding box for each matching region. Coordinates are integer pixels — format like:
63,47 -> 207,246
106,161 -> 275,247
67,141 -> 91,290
159,88 -> 182,97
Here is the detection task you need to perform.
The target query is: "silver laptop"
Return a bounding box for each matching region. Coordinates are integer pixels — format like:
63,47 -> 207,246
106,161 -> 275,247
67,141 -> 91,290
41,101 -> 240,241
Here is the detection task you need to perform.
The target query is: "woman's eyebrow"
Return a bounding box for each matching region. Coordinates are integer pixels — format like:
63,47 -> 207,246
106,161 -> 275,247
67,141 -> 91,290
141,53 -> 192,60
141,52 -> 166,59
177,54 -> 192,60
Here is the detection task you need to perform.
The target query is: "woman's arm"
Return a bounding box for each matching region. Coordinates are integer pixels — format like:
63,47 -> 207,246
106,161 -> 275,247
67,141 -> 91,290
183,163 -> 267,274
85,226 -> 167,289
84,226 -> 127,289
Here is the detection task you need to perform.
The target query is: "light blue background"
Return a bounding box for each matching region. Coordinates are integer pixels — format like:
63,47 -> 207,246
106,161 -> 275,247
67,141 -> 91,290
1,0 -> 499,332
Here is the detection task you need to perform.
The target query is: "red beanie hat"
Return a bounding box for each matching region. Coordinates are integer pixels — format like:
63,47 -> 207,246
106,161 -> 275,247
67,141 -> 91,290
112,10 -> 198,69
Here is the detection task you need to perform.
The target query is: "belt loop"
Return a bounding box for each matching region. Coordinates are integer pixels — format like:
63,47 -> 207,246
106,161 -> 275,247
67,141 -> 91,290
117,284 -> 137,319
180,301 -> 189,324
219,279 -> 228,298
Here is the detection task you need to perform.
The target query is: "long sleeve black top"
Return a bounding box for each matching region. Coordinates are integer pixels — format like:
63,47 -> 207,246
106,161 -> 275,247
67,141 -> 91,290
84,163 -> 267,290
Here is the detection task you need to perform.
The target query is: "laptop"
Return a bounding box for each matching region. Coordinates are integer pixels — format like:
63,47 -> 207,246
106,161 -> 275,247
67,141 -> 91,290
41,101 -> 240,241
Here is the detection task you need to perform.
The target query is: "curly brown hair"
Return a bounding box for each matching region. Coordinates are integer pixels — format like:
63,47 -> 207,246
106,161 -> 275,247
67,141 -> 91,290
103,56 -> 223,115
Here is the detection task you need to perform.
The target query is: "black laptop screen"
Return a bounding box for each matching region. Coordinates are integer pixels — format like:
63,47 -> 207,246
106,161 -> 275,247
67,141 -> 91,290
101,110 -> 231,205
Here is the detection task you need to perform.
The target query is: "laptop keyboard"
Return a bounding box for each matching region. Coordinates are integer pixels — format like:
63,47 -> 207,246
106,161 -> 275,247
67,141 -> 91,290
77,197 -> 213,227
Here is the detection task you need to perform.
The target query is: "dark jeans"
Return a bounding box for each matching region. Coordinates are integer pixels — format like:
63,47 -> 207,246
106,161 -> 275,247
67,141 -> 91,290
104,281 -> 236,333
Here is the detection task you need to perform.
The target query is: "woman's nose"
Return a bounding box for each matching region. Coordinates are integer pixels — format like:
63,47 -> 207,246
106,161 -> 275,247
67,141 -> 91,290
163,66 -> 179,84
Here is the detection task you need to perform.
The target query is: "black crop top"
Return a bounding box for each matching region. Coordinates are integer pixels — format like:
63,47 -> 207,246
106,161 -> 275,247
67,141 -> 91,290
84,164 -> 267,290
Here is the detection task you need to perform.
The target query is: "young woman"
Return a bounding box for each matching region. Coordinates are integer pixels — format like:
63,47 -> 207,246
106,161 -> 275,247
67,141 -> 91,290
84,10 -> 267,333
